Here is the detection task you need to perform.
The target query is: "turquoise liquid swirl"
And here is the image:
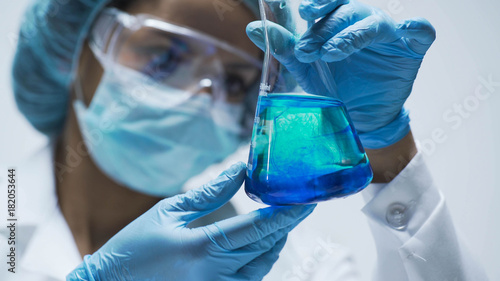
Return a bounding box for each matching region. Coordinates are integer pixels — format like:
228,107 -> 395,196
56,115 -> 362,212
245,94 -> 373,205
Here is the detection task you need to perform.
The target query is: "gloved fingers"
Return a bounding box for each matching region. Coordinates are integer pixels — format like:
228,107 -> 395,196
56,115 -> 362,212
320,14 -> 400,62
247,21 -> 309,76
227,215 -> 302,261
161,162 -> 246,223
233,235 -> 288,281
202,204 -> 316,251
295,3 -> 362,63
246,21 -> 267,51
247,20 -> 321,92
215,222 -> 295,273
299,0 -> 350,21
247,21 -> 298,61
66,262 -> 90,281
396,17 -> 436,55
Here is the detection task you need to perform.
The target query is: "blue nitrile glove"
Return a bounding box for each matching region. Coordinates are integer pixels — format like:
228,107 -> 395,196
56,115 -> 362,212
247,0 -> 436,149
66,162 -> 315,281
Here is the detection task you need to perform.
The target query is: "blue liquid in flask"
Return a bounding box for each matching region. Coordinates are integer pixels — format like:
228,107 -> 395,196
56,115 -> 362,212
245,94 -> 373,205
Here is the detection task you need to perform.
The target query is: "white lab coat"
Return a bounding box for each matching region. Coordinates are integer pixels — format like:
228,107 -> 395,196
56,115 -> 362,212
0,139 -> 488,281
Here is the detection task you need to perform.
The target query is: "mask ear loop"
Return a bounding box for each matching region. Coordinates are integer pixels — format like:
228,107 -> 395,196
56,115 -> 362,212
74,76 -> 87,106
72,40 -> 95,109
72,9 -> 114,109
73,8 -> 125,109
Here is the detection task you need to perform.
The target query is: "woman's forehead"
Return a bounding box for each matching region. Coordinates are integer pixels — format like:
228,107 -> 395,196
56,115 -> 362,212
123,0 -> 259,58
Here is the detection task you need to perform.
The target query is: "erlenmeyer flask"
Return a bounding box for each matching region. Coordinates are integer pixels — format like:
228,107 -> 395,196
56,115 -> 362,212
245,0 -> 373,205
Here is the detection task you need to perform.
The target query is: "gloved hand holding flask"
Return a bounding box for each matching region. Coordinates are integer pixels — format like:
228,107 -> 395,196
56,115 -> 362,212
245,0 -> 375,205
243,0 -> 435,205
247,0 -> 436,149
67,163 -> 316,281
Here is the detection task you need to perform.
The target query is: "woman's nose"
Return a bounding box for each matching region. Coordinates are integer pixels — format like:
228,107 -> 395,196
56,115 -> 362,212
196,78 -> 215,96
191,57 -> 226,98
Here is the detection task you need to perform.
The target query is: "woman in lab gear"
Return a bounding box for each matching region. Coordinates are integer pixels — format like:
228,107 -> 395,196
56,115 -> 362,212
5,0 -> 488,280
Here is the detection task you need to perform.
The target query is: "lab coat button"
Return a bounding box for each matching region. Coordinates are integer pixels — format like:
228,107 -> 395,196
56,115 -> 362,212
386,203 -> 408,230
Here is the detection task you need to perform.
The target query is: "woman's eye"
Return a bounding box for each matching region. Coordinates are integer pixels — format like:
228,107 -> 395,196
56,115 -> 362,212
135,40 -> 189,82
140,48 -> 179,81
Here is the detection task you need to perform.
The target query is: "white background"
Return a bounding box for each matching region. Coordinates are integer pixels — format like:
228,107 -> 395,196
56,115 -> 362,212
1,0 -> 499,280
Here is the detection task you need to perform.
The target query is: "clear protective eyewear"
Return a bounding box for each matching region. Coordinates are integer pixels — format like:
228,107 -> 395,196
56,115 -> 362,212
88,8 -> 262,103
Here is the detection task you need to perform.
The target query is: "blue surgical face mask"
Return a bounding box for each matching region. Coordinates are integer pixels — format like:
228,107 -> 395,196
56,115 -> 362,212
73,67 -> 243,197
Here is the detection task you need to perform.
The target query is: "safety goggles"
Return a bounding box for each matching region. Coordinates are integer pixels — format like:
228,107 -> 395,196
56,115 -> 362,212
88,8 -> 262,103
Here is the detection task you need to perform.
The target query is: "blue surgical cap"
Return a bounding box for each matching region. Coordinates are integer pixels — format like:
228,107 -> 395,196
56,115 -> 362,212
12,0 -> 260,136
12,0 -> 110,136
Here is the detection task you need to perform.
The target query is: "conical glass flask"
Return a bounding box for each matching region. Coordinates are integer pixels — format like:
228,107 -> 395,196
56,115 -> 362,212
245,0 -> 373,205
